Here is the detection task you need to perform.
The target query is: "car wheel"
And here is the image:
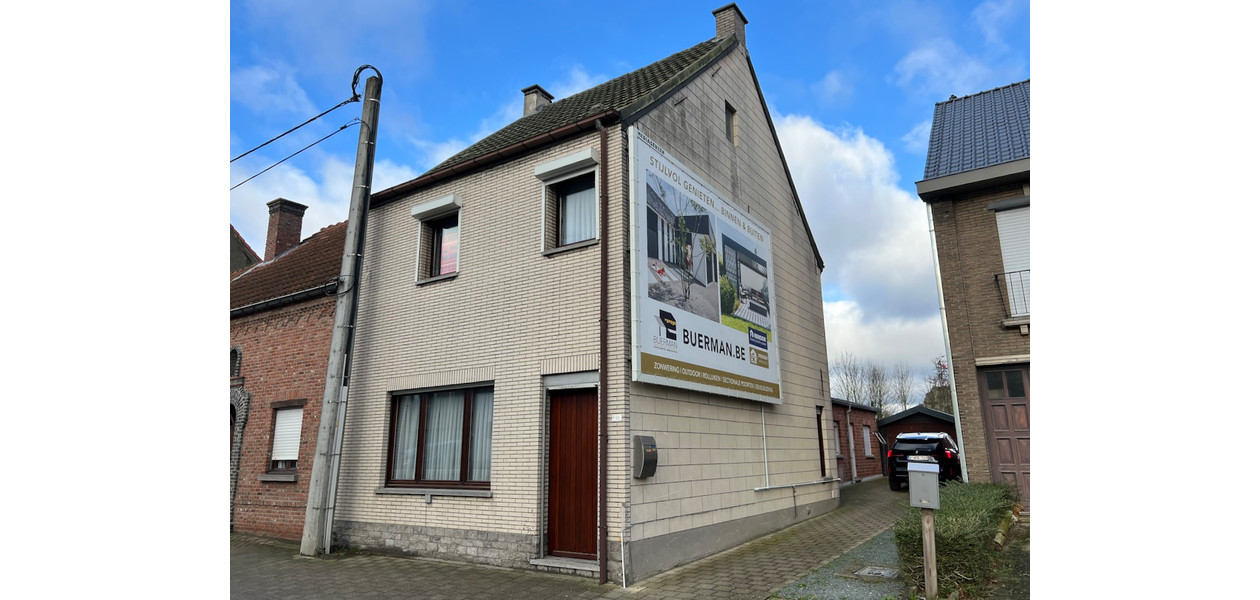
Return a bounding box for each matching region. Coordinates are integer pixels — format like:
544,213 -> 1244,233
888,477 -> 901,491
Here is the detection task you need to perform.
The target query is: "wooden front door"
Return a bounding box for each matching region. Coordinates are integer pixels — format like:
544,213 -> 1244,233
979,366 -> 1031,508
548,389 -> 598,559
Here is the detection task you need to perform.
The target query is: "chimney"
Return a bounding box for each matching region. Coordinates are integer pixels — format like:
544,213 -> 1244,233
522,84 -> 554,117
713,3 -> 748,45
264,198 -> 308,260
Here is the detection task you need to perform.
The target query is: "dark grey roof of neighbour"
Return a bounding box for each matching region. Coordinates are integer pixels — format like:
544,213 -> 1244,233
877,404 -> 955,427
922,80 -> 1030,181
425,38 -> 724,175
831,397 -> 878,413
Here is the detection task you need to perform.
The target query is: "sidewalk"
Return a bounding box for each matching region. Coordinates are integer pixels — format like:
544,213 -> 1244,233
232,481 -> 905,600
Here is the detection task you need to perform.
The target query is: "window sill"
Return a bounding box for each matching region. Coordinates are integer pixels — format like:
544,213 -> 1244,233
1001,315 -> 1030,328
416,272 -> 458,287
259,473 -> 297,483
375,487 -> 492,498
543,238 -> 598,258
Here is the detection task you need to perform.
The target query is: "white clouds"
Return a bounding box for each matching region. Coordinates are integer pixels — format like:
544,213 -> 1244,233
549,65 -> 609,100
231,63 -> 318,116
230,152 -> 418,255
811,70 -> 852,105
892,38 -> 993,100
823,300 -> 945,374
777,113 -> 938,323
901,119 -> 933,154
972,0 -> 1018,49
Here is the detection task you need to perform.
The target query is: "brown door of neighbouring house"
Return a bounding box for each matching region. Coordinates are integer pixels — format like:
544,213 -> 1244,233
548,389 -> 597,559
979,366 -> 1030,508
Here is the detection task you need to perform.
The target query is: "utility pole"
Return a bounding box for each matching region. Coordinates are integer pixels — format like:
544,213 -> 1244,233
300,68 -> 381,557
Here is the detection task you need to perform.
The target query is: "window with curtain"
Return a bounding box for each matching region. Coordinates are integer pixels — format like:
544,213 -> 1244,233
269,407 -> 303,472
387,386 -> 494,487
553,172 -> 596,246
863,425 -> 872,457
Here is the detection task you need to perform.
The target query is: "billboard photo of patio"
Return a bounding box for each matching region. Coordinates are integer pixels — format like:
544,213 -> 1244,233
643,172 -> 721,322
719,230 -> 772,342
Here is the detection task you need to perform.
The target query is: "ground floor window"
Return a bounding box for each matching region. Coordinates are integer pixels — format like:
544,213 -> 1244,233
387,386 -> 493,487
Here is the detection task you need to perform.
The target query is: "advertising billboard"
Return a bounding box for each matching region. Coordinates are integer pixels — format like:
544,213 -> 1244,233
629,126 -> 781,403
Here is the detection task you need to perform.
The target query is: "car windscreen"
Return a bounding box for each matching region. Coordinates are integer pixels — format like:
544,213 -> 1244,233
893,441 -> 938,452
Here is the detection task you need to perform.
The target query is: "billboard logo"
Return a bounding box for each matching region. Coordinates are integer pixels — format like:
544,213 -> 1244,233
748,328 -> 768,350
658,310 -> 678,340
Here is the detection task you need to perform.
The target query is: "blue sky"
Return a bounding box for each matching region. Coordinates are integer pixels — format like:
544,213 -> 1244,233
230,0 -> 1030,393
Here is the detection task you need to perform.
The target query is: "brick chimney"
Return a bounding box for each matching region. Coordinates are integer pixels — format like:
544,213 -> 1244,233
264,198 -> 308,260
713,3 -> 748,45
522,84 -> 554,117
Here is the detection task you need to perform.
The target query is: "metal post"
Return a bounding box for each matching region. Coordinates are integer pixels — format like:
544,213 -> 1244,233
300,69 -> 381,557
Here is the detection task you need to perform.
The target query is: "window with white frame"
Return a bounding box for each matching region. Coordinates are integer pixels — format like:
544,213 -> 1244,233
995,204 -> 1030,316
412,194 -> 463,281
387,386 -> 494,488
269,407 -> 303,473
863,425 -> 872,457
834,423 -> 842,458
535,148 -> 599,253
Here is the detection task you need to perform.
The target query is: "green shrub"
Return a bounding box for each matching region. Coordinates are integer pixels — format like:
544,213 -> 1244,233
892,481 -> 1018,598
720,275 -> 736,314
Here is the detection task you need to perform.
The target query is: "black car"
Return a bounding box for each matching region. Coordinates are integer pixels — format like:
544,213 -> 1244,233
886,432 -> 962,490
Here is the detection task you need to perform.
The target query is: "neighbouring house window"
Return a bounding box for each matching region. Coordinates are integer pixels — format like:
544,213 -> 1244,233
231,348 -> 241,377
816,407 -> 826,478
553,172 -> 596,247
863,425 -> 872,457
834,422 -> 842,458
725,102 -> 738,146
269,407 -> 303,472
995,205 -> 1030,316
388,386 -> 494,487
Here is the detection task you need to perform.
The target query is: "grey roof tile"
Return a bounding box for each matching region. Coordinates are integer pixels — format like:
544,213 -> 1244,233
922,79 -> 1030,180
425,38 -> 722,175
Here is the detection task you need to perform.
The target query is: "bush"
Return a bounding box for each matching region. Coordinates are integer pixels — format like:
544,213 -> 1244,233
892,481 -> 1018,598
720,275 -> 736,314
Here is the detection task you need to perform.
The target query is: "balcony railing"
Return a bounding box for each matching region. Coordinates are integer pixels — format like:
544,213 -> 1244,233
995,269 -> 1030,317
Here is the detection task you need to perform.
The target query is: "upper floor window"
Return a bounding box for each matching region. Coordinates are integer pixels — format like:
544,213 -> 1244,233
534,148 -> 600,254
725,102 -> 738,146
994,202 -> 1030,316
412,194 -> 463,282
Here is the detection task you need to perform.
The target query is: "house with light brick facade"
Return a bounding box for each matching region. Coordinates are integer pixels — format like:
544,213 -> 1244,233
328,4 -> 838,584
230,199 -> 345,539
917,80 -> 1030,509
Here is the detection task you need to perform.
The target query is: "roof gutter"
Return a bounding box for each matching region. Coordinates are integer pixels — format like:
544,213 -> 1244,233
229,281 -> 337,318
372,109 -> 621,208
916,158 -> 1030,202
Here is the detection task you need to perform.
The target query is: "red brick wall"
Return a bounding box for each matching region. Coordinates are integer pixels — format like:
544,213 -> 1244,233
832,406 -> 883,481
929,181 -> 1030,483
230,295 -> 335,540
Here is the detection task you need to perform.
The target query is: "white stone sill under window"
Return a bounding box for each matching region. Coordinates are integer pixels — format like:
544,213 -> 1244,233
542,238 -> 598,258
375,487 -> 492,498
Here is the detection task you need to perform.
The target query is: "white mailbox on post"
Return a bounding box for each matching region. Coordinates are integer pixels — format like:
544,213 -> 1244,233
908,461 -> 940,510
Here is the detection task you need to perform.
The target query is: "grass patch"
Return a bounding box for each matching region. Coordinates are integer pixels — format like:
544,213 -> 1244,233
721,314 -> 772,342
893,481 -> 1018,599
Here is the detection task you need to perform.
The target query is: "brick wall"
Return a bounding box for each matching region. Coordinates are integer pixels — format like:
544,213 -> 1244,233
230,295 -> 335,540
929,181 -> 1030,483
831,406 -> 882,481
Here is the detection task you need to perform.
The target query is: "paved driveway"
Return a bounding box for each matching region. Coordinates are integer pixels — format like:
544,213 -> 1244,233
232,481 -> 905,600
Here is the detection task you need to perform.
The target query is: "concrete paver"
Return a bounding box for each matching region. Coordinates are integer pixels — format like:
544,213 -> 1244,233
232,481 -> 905,599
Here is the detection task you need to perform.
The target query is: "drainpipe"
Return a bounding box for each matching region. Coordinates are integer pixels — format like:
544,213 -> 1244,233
926,203 -> 969,483
845,404 -> 857,482
596,118 -> 610,584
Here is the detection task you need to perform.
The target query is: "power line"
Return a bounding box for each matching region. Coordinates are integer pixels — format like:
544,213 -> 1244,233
231,97 -> 358,164
230,119 -> 361,191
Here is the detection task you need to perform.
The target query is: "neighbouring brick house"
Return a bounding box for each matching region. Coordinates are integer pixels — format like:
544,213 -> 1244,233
917,80 -> 1030,508
230,198 -> 345,539
831,398 -> 882,483
878,404 -> 958,447
330,4 -> 836,584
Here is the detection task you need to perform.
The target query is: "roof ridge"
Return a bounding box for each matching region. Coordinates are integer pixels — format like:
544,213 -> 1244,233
936,78 -> 1030,106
